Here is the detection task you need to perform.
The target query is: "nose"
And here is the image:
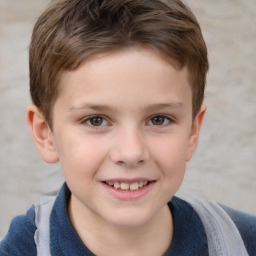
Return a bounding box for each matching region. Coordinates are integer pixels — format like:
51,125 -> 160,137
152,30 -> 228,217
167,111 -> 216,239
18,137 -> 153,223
109,128 -> 149,168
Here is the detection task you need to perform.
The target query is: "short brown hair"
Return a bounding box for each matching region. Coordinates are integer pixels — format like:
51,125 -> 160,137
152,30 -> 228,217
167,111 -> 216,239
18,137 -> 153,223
29,0 -> 208,128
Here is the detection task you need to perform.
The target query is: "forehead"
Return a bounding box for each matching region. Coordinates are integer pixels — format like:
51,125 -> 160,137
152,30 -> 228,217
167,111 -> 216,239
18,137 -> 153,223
56,47 -> 192,112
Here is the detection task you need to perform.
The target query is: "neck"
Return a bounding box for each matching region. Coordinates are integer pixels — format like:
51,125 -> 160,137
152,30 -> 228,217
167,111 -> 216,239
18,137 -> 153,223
68,197 -> 173,256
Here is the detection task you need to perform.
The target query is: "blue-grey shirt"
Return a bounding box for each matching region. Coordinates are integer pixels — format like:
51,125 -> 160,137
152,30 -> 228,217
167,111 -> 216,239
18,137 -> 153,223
1,183 -> 255,255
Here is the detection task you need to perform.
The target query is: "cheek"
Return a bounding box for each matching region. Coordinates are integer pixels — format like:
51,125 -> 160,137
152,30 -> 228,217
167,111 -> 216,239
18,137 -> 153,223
150,137 -> 188,203
150,135 -> 189,169
55,132 -> 109,179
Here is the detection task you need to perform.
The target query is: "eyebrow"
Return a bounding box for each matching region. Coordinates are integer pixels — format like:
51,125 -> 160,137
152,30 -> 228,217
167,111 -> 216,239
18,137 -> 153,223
68,104 -> 115,112
68,102 -> 186,112
143,102 -> 186,112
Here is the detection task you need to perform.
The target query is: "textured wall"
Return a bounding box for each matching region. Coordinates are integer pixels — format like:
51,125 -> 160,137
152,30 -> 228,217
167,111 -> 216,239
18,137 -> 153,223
0,0 -> 255,237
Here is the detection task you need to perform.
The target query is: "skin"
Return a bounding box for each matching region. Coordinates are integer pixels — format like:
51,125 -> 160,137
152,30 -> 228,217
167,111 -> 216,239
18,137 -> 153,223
27,47 -> 205,256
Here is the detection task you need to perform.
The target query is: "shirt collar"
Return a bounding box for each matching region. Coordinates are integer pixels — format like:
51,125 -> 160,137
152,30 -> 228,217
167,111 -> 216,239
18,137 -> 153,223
50,183 -> 208,256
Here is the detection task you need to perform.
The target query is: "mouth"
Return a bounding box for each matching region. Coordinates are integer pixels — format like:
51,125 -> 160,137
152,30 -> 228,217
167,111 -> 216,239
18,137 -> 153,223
103,180 -> 155,191
102,179 -> 156,200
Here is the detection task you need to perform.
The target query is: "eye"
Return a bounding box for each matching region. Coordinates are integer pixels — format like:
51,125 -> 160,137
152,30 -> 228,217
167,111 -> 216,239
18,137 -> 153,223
83,115 -> 109,127
148,115 -> 172,126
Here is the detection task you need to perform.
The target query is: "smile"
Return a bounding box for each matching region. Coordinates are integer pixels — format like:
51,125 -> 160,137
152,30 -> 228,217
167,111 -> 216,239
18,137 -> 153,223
104,181 -> 149,191
102,180 -> 155,200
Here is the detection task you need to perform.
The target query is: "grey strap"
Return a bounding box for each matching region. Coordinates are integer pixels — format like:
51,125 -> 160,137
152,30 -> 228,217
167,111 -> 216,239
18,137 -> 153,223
178,192 -> 249,256
33,193 -> 249,256
34,196 -> 55,256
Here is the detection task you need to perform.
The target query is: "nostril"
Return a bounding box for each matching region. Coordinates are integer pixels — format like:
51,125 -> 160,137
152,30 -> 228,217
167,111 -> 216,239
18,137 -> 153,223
109,147 -> 149,167
138,160 -> 144,165
116,160 -> 124,165
115,159 -> 144,167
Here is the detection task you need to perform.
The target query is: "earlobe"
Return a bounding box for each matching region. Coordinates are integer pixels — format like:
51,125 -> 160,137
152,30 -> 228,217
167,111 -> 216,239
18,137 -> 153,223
26,104 -> 59,163
186,104 -> 206,161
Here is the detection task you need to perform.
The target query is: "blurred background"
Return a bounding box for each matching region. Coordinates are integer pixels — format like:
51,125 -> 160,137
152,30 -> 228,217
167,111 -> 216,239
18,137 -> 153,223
0,0 -> 255,237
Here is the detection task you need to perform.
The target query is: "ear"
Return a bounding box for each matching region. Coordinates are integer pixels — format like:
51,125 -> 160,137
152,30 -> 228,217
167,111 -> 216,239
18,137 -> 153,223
26,104 -> 59,163
186,104 -> 206,161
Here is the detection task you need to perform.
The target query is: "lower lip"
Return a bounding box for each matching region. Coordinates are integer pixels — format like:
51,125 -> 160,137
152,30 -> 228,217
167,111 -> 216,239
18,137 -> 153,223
102,182 -> 155,200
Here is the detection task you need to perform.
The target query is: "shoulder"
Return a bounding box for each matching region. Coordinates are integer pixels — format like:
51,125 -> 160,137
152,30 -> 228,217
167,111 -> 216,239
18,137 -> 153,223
167,197 -> 209,255
0,206 -> 37,256
220,204 -> 256,256
176,193 -> 256,256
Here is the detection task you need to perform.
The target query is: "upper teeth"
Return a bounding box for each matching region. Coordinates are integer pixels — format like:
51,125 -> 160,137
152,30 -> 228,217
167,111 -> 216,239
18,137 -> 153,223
106,181 -> 148,190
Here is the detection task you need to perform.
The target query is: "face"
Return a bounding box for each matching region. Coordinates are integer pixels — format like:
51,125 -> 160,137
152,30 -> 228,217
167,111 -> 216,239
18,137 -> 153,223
47,48 -> 204,228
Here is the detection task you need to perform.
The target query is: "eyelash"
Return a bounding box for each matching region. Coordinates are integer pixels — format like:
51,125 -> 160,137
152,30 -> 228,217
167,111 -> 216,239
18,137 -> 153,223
81,114 -> 173,127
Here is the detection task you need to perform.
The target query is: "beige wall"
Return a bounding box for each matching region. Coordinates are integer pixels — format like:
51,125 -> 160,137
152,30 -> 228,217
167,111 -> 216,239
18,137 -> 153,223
0,0 -> 255,237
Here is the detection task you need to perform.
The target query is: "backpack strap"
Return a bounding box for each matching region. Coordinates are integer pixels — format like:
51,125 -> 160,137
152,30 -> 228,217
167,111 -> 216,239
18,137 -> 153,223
33,192 -> 249,256
34,196 -> 55,256
178,192 -> 249,256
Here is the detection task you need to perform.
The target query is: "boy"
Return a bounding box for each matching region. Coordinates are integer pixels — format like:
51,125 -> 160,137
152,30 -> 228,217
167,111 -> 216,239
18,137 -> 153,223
1,0 -> 255,255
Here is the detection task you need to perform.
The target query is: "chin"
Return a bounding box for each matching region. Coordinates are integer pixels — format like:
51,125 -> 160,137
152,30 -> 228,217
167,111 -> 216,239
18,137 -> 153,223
104,208 -> 155,228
